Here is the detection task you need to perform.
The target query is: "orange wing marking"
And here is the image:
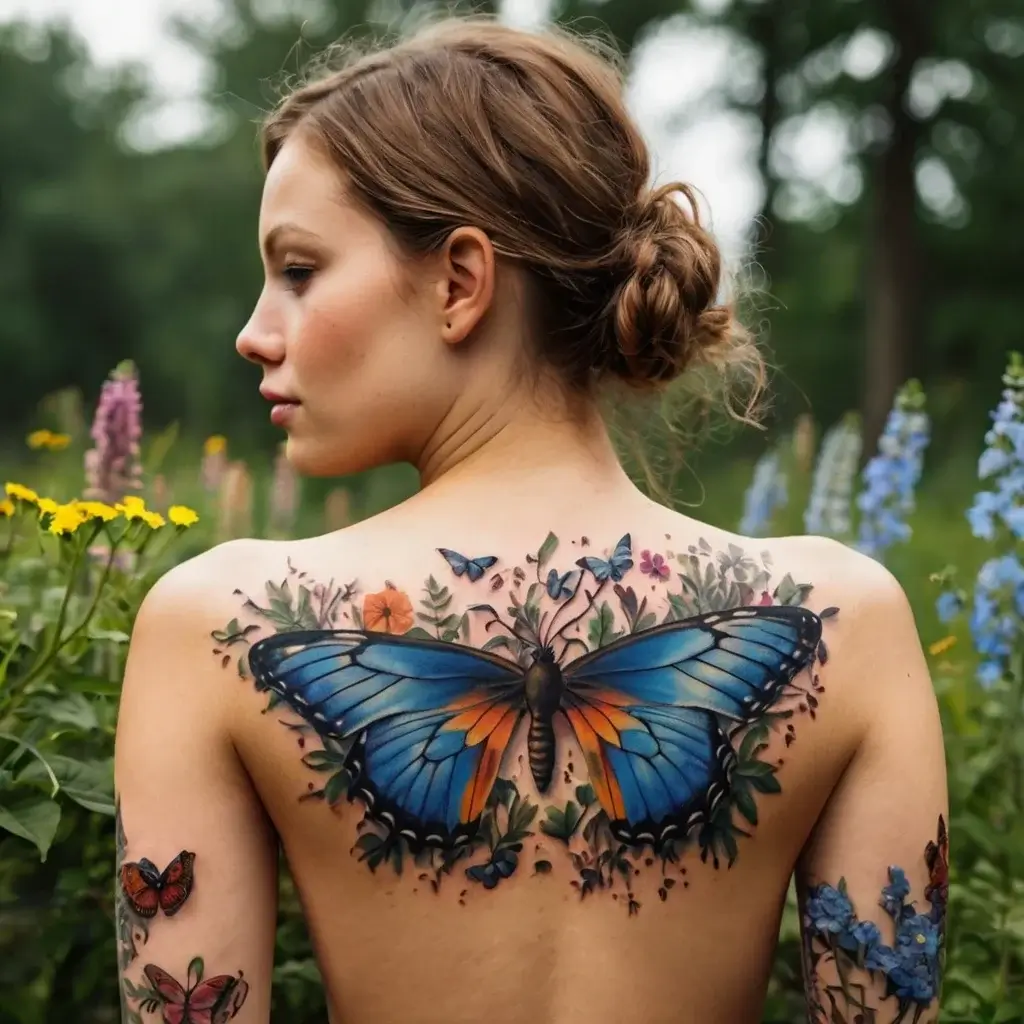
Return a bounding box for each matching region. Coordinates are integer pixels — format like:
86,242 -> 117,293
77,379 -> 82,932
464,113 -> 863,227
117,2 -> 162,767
563,705 -> 625,820
461,706 -> 520,822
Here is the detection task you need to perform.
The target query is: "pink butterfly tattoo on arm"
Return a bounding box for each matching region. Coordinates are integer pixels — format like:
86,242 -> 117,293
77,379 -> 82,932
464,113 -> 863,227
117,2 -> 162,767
139,958 -> 248,1024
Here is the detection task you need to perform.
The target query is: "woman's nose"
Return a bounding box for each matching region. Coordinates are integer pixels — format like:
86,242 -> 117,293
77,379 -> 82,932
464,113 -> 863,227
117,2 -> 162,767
236,298 -> 286,366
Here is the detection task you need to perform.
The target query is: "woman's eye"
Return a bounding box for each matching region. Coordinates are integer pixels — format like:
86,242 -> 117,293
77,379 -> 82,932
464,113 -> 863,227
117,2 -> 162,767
282,265 -> 314,290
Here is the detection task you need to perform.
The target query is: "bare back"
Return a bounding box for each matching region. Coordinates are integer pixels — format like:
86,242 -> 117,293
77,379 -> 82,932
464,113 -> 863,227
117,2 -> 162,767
114,497 -> 947,1023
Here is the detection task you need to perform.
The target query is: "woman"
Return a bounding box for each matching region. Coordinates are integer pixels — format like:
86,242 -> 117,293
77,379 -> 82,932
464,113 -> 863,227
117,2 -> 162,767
114,16 -> 946,1024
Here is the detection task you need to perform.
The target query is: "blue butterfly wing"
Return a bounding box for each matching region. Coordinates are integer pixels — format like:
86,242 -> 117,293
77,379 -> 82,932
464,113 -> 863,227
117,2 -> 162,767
577,533 -> 633,582
608,533 -> 634,579
438,548 -> 470,576
561,606 -> 821,843
466,555 -> 498,583
248,630 -> 524,846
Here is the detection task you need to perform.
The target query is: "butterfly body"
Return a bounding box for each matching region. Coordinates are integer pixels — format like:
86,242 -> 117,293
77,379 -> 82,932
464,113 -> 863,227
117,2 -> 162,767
523,647 -> 564,792
121,850 -> 195,918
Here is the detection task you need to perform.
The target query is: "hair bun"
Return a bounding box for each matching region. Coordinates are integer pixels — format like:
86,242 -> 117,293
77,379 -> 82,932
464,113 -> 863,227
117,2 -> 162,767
601,181 -> 735,387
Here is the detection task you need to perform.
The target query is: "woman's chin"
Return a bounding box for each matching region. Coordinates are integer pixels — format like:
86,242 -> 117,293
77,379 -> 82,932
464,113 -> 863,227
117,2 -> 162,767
282,434 -> 378,479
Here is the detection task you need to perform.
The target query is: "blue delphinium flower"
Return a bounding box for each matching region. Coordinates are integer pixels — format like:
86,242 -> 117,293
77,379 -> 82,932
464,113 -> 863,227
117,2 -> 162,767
805,414 -> 862,538
806,868 -> 944,1012
969,554 -> 1024,685
888,913 -> 942,1003
740,449 -> 788,537
935,590 -> 962,623
855,380 -> 930,560
865,941 -> 901,974
804,883 -> 853,935
880,866 -> 911,917
959,354 -> 1024,686
968,354 -> 1024,541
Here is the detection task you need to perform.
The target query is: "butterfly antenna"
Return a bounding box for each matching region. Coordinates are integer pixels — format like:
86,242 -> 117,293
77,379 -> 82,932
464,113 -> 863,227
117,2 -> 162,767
556,635 -> 588,661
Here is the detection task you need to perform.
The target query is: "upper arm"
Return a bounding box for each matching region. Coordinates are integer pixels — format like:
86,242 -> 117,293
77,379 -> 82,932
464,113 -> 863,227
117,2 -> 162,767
798,559 -> 948,1021
114,557 -> 278,1023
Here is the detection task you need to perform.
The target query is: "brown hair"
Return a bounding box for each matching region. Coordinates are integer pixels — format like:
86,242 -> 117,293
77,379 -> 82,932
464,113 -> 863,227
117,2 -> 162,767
260,13 -> 763,409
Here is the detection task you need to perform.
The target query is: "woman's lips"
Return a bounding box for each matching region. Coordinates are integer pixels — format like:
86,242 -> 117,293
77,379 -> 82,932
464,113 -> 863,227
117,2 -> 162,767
269,401 -> 299,427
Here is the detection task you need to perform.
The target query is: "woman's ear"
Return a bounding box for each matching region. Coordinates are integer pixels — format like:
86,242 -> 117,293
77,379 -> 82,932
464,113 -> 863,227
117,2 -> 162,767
435,226 -> 495,346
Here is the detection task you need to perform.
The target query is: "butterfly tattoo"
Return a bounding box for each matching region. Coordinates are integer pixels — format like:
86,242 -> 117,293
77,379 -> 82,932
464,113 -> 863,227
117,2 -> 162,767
575,533 -> 633,582
437,548 -> 498,583
248,602 -> 821,850
142,962 -> 247,1024
120,850 -> 196,918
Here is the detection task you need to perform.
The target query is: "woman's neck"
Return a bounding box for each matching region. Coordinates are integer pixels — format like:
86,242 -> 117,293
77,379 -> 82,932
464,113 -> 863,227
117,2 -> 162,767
410,386 -> 639,511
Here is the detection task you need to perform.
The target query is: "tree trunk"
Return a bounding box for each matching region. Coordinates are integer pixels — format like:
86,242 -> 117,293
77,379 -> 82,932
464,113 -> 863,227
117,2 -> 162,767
862,0 -> 929,453
750,0 -> 787,270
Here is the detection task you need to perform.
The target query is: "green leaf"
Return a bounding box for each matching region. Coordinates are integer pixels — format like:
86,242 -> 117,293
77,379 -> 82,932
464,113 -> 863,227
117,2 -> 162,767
324,770 -> 350,804
63,676 -> 122,697
733,786 -> 758,826
773,573 -> 813,607
587,602 -> 622,649
635,612 -> 657,633
37,694 -> 99,732
0,795 -> 61,860
301,750 -> 343,771
537,532 -> 559,569
748,772 -> 782,795
19,754 -> 114,815
402,626 -> 435,641
85,626 -> 130,644
736,761 -> 775,777
482,636 -> 512,652
575,784 -> 596,807
187,957 -> 204,985
738,723 -> 770,764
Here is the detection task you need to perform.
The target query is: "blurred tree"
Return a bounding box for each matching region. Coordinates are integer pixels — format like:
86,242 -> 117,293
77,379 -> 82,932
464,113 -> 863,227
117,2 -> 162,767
0,0 -> 1021,454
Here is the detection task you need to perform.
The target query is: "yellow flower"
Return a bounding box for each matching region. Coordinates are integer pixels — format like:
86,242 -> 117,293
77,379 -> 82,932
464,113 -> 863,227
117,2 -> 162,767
168,505 -> 199,527
204,435 -> 227,457
115,496 -> 147,520
37,498 -> 60,516
928,635 -> 957,657
25,429 -> 71,451
0,499 -> 14,517
48,502 -> 87,536
5,482 -> 38,504
76,500 -> 119,522
140,510 -> 166,529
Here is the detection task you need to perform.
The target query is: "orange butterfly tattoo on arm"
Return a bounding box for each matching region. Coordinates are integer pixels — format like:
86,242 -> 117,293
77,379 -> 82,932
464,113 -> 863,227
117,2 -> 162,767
120,851 -> 196,918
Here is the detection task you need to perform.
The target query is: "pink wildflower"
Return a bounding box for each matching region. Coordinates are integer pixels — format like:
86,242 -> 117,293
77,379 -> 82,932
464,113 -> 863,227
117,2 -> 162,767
639,549 -> 670,580
84,361 -> 143,504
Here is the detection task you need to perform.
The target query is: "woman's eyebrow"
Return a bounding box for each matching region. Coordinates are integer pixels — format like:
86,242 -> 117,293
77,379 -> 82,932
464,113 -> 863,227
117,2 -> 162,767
261,222 -> 323,259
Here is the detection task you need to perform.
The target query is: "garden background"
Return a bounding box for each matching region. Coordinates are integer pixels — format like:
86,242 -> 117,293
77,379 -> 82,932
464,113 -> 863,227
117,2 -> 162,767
1,0 -> 1022,1020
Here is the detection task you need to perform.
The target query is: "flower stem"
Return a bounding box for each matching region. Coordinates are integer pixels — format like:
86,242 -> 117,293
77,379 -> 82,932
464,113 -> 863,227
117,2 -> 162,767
996,647 -> 1024,1005
14,522 -> 109,692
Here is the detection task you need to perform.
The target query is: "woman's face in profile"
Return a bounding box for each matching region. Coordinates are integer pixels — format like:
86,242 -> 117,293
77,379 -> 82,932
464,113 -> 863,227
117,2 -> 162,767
236,132 -> 453,477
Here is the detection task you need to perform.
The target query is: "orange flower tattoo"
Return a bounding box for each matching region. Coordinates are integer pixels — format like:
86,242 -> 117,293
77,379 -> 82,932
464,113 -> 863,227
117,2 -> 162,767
363,588 -> 414,634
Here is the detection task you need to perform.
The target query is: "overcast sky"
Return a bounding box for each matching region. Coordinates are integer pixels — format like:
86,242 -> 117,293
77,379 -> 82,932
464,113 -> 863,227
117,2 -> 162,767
0,0 -> 859,264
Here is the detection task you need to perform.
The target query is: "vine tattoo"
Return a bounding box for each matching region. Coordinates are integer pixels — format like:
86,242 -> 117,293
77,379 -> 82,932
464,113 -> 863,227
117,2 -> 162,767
803,816 -> 949,1022
213,532 -> 837,914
